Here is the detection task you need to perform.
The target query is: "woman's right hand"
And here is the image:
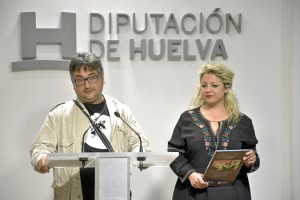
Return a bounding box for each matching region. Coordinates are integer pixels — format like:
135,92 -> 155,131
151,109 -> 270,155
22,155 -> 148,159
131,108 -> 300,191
188,172 -> 209,189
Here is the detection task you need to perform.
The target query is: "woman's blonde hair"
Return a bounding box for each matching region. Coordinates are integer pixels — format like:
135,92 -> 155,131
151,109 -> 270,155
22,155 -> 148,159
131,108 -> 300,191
190,63 -> 240,122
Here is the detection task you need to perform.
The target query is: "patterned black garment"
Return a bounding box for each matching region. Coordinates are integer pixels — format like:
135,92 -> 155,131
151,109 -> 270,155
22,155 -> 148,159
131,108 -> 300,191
168,107 -> 260,200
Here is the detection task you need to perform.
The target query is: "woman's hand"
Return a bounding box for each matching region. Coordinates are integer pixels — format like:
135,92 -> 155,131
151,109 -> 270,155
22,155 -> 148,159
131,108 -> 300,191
188,172 -> 209,189
243,149 -> 256,168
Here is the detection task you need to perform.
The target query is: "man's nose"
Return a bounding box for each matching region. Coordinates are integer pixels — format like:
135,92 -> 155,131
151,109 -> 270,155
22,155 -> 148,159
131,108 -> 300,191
84,79 -> 91,87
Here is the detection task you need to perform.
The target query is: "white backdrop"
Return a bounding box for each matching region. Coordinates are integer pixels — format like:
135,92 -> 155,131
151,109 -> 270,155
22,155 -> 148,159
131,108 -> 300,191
0,0 -> 299,199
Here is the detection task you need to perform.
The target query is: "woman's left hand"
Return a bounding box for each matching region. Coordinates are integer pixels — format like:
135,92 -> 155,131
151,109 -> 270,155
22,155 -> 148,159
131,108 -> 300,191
243,149 -> 256,168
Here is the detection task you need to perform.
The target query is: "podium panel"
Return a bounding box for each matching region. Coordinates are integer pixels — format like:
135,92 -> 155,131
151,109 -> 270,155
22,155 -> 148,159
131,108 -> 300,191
46,152 -> 178,200
95,157 -> 130,200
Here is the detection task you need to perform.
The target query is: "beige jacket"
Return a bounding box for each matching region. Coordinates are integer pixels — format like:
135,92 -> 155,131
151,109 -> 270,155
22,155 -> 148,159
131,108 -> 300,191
30,94 -> 150,200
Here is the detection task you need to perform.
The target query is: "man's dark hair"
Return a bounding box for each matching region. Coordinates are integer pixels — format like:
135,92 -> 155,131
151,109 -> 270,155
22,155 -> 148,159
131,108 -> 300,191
69,52 -> 103,77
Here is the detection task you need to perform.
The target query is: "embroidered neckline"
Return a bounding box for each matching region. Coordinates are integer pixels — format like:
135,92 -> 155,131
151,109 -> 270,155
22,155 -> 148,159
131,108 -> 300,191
188,108 -> 242,156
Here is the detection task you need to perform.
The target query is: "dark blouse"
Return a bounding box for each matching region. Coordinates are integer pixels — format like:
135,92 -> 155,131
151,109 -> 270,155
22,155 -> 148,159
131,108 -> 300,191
168,107 -> 260,200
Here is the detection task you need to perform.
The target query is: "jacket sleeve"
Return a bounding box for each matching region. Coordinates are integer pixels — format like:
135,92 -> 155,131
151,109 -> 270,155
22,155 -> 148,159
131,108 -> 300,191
29,106 -> 61,171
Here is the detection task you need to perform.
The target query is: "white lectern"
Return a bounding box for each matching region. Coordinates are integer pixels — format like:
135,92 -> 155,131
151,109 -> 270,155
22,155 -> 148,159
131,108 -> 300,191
46,152 -> 178,200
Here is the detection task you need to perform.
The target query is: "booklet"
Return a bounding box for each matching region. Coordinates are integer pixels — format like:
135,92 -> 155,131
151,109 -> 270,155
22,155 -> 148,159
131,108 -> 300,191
203,149 -> 249,187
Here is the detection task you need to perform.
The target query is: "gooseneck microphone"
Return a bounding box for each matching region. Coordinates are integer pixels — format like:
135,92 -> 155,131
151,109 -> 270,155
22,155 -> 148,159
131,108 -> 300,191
81,114 -> 102,153
114,111 -> 146,170
73,100 -> 114,152
79,114 -> 103,168
73,100 -> 114,167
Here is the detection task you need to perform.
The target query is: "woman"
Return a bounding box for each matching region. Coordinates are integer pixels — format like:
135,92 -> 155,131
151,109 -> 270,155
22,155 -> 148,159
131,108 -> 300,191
168,63 -> 260,200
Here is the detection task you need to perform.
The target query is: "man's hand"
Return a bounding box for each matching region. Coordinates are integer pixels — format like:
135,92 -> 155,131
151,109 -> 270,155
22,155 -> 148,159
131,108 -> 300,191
37,156 -> 49,174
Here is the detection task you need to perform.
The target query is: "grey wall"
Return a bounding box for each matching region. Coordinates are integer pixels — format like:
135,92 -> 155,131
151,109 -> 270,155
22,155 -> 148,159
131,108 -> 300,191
0,0 -> 299,199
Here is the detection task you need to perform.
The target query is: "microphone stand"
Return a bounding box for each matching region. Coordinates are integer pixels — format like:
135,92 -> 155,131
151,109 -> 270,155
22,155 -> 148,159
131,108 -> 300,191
114,111 -> 146,171
80,114 -> 102,168
73,100 -> 114,167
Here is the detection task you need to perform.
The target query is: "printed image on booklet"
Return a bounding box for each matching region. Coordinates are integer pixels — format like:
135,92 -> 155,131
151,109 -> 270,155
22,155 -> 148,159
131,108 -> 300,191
203,149 -> 249,187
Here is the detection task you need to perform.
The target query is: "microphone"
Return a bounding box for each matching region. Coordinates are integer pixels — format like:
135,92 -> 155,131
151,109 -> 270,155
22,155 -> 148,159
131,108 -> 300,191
80,113 -> 102,168
114,111 -> 146,170
81,114 -> 102,153
73,99 -> 114,152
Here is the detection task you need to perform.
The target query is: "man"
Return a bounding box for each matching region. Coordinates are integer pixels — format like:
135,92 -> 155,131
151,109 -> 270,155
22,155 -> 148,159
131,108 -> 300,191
30,52 -> 151,200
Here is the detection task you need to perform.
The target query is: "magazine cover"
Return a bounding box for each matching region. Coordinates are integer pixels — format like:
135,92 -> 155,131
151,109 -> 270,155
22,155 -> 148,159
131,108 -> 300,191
203,149 -> 249,186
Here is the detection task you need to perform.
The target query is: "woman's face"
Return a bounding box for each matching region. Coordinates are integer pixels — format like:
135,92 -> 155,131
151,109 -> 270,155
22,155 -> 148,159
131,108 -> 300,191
200,73 -> 228,107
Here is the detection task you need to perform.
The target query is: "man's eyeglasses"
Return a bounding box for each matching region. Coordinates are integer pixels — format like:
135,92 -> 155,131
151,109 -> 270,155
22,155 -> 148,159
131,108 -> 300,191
72,74 -> 100,86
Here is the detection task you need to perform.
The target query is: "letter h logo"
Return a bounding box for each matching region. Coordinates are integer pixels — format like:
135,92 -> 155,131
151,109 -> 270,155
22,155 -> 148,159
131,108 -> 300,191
12,12 -> 77,72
